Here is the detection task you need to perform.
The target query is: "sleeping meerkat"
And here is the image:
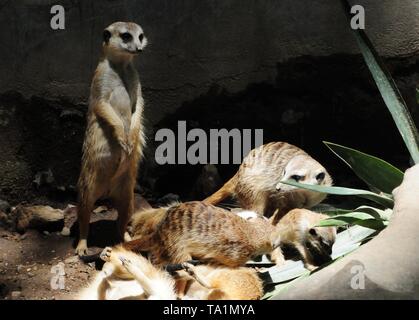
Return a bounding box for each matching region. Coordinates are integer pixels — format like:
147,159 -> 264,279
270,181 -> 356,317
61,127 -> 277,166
122,201 -> 282,267
76,245 -> 176,300
76,22 -> 148,256
270,209 -> 336,270
77,246 -> 263,300
177,263 -> 263,300
203,142 -> 332,220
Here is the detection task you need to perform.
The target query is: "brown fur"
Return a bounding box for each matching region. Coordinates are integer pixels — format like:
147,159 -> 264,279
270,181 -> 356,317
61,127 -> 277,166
123,201 -> 281,267
76,22 -> 148,255
270,208 -> 336,270
204,142 -> 332,219
177,264 -> 263,300
78,246 -> 263,300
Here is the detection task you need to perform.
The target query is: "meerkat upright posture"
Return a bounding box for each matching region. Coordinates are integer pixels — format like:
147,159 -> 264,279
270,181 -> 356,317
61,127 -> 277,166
270,209 -> 336,270
204,142 -> 332,220
122,201 -> 282,267
76,22 -> 148,256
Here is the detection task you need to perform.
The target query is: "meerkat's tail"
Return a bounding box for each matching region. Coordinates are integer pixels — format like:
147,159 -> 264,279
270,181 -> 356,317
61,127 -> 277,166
203,174 -> 238,205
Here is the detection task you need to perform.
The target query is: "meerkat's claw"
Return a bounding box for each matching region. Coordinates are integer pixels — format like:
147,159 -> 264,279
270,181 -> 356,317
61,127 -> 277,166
76,240 -> 89,256
305,264 -> 318,272
100,247 -> 113,262
181,262 -> 196,276
119,256 -> 132,266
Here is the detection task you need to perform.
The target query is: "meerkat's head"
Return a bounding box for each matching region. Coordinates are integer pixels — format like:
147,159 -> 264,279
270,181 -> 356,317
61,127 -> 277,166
102,22 -> 148,60
276,154 -> 333,207
303,218 -> 336,265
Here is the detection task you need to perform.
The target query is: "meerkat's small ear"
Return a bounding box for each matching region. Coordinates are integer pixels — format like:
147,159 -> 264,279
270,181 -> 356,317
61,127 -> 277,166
103,29 -> 111,44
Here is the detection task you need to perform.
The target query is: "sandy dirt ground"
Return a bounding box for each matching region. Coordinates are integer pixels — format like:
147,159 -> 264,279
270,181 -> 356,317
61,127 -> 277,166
0,208 -> 121,300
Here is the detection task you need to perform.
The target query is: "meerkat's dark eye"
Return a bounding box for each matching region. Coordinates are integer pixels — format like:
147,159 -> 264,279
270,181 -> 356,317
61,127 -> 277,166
309,228 -> 318,236
291,175 -> 303,182
316,172 -> 326,181
139,33 -> 144,42
120,32 -> 133,42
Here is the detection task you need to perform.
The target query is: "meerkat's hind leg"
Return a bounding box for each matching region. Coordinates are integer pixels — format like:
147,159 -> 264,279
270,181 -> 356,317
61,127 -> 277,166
76,195 -> 96,256
181,263 -> 212,289
111,175 -> 135,243
76,175 -> 108,256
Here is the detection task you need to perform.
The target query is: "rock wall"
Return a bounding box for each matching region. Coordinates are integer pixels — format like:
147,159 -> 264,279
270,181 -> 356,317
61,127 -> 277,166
0,0 -> 418,124
0,0 -> 418,203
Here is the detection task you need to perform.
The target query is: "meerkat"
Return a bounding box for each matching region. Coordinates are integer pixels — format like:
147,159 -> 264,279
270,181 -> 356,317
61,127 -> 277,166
122,201 -> 282,267
76,22 -> 148,256
177,262 -> 263,300
203,142 -> 332,220
269,209 -> 336,270
77,245 -> 176,300
77,246 -> 263,300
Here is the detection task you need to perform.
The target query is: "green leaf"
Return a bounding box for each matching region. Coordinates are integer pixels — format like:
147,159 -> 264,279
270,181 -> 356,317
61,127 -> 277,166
281,180 -> 394,208
324,142 -> 403,194
340,0 -> 419,163
317,212 -> 388,230
353,206 -> 392,221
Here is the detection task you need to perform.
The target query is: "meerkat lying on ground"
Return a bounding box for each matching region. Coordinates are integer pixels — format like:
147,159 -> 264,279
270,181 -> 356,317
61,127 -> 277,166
77,246 -> 263,300
204,142 -> 332,220
270,209 -> 336,270
122,201 -> 282,267
77,246 -> 176,300
76,22 -> 148,256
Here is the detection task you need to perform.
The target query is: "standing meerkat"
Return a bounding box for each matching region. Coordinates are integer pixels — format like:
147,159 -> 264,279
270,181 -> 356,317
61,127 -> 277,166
270,209 -> 336,270
203,142 -> 332,220
123,201 -> 282,267
76,22 -> 148,256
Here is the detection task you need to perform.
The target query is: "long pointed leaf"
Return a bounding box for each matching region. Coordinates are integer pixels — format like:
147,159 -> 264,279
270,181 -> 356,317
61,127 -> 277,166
340,0 -> 419,163
281,180 -> 394,208
324,141 -> 403,193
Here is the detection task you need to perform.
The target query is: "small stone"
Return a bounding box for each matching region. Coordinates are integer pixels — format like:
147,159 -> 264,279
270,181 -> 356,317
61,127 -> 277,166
0,200 -> 11,213
19,234 -> 27,241
158,193 -> 180,205
60,227 -> 70,236
64,256 -> 79,264
16,265 -> 23,273
11,291 -> 21,300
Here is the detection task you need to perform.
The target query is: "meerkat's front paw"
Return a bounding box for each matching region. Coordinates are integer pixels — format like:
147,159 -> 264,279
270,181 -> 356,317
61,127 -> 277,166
119,256 -> 132,267
270,248 -> 286,266
123,232 -> 132,242
181,262 -> 196,277
75,240 -> 88,256
117,136 -> 133,155
305,264 -> 318,272
100,247 -> 113,262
